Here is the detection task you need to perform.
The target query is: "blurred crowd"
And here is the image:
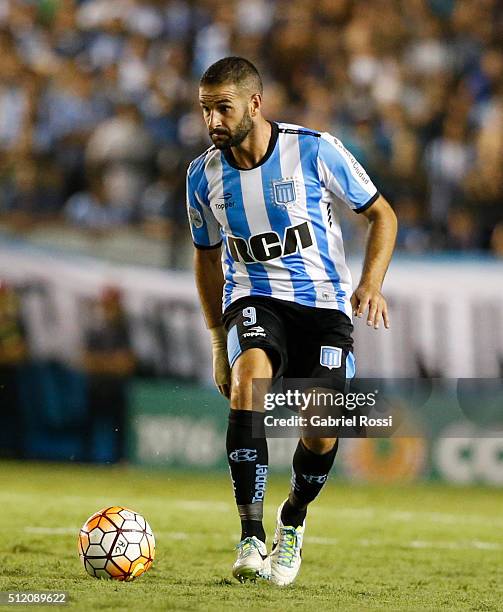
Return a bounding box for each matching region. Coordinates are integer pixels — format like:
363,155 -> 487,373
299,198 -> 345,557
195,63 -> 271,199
0,278 -> 135,461
1,0 -> 503,264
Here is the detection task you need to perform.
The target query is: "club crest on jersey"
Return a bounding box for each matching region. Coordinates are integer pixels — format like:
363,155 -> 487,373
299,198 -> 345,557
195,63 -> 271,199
320,346 -> 342,370
272,178 -> 296,209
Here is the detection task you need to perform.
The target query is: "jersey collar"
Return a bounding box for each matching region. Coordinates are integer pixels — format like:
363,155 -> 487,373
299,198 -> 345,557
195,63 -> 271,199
222,121 -> 278,171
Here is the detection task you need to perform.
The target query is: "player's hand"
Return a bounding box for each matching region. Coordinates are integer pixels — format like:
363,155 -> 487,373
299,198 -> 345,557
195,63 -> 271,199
351,283 -> 390,329
209,325 -> 231,398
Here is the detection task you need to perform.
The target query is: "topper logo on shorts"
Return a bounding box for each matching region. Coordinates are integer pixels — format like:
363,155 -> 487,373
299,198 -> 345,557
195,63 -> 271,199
243,325 -> 266,338
229,448 -> 258,462
252,464 -> 268,503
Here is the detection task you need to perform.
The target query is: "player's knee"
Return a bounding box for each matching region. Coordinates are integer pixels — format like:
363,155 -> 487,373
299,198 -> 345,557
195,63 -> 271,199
302,437 -> 338,455
230,349 -> 273,410
230,368 -> 259,409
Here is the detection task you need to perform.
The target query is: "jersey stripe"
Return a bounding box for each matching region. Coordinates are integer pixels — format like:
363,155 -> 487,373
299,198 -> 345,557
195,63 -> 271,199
207,152 -> 239,309
297,132 -> 346,311
318,183 -> 353,318
259,139 -> 315,305
240,166 -> 296,300
318,134 -> 377,209
187,150 -> 222,247
221,161 -> 272,298
278,127 -> 341,309
276,128 -> 327,307
223,239 -> 237,310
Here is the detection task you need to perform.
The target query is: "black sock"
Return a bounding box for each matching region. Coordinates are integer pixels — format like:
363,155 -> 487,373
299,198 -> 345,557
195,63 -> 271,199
226,409 -> 268,542
281,439 -> 339,528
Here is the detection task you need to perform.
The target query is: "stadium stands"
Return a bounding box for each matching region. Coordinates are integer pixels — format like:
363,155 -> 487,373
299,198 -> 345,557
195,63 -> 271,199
0,0 -> 502,266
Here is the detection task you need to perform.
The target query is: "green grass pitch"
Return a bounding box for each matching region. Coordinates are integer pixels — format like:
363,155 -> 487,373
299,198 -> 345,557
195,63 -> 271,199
1,461 -> 502,611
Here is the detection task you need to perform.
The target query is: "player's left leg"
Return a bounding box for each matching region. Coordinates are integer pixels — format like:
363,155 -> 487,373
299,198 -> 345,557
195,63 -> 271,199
269,302 -> 353,585
282,436 -> 339,526
269,436 -> 338,586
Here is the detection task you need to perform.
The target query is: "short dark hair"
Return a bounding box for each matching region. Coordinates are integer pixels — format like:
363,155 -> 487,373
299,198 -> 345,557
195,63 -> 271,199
200,56 -> 263,94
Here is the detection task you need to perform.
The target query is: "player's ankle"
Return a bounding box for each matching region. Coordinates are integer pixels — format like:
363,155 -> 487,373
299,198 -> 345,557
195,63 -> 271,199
281,499 -> 307,528
241,519 -> 266,543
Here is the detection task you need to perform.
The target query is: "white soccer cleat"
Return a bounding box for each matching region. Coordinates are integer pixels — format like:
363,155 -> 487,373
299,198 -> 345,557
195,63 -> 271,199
232,536 -> 270,583
269,500 -> 305,586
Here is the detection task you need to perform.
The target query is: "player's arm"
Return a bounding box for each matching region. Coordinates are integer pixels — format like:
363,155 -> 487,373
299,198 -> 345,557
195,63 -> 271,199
194,246 -> 224,328
317,133 -> 397,330
186,162 -> 230,397
351,195 -> 397,329
194,246 -> 230,398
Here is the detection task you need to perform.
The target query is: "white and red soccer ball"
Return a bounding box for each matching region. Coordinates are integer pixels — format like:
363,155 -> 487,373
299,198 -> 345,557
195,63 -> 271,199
78,506 -> 155,581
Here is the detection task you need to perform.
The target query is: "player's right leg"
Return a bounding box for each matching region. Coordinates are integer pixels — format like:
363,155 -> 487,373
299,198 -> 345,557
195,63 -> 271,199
228,348 -> 272,582
222,298 -> 287,582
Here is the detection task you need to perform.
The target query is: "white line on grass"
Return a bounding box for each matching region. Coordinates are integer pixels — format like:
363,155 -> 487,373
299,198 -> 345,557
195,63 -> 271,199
25,527 -> 77,535
22,527 -> 502,551
4,493 -> 502,528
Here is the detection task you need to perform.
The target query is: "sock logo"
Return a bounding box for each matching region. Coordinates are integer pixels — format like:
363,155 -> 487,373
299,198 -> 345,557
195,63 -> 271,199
229,448 -> 257,462
252,464 -> 268,503
302,473 -> 328,484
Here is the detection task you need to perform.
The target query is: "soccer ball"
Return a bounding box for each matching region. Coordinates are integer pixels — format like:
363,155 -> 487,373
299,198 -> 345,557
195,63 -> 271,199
78,506 -> 155,581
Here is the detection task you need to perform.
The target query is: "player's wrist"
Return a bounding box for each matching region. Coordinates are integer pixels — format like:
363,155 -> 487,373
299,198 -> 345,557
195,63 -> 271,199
209,325 -> 227,351
358,278 -> 382,292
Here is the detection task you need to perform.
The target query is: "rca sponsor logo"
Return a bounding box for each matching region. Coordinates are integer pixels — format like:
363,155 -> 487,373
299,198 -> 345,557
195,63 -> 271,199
252,464 -> 268,502
228,221 -> 313,263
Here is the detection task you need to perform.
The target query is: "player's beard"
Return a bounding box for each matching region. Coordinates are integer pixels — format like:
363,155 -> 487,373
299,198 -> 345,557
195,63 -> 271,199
210,109 -> 253,149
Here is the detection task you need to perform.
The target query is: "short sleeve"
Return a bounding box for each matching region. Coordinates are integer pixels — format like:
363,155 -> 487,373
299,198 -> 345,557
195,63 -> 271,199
318,133 -> 379,213
186,161 -> 222,249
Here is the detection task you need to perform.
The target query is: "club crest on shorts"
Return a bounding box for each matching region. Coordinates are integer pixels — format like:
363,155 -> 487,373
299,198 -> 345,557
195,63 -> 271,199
272,178 -> 296,209
320,345 -> 342,369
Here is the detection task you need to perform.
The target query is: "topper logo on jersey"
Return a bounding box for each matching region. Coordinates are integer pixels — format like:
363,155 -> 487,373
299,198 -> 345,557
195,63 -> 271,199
216,192 -> 235,210
228,221 -> 314,263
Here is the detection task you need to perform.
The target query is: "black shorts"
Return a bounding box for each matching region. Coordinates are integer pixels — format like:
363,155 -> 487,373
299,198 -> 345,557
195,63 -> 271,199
222,296 -> 355,386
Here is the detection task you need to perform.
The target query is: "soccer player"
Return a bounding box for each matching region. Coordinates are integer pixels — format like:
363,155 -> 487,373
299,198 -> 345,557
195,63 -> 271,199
186,57 -> 397,585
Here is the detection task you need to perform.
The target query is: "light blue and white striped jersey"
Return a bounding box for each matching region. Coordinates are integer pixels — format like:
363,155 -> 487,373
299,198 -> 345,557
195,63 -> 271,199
186,122 -> 379,317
